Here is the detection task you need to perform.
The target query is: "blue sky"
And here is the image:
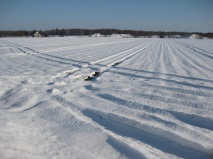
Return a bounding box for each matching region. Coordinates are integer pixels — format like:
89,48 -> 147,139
0,0 -> 213,32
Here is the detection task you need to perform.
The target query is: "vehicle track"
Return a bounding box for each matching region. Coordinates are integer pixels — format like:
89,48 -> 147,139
1,38 -> 213,159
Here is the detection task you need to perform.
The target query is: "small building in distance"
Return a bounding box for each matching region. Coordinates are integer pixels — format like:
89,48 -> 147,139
34,32 -> 42,37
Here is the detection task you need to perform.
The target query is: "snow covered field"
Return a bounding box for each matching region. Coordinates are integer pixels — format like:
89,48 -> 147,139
0,37 -> 213,159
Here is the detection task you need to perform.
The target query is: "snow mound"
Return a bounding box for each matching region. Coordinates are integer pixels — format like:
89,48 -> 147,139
47,88 -> 64,95
189,34 -> 203,39
91,33 -> 104,37
111,34 -> 133,38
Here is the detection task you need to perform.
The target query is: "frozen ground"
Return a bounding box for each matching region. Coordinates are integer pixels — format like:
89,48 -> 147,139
0,37 -> 213,159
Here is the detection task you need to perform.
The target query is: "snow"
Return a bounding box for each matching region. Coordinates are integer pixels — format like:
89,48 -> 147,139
91,33 -> 104,37
170,35 -> 183,39
111,34 -> 133,38
0,37 -> 213,159
189,34 -> 203,39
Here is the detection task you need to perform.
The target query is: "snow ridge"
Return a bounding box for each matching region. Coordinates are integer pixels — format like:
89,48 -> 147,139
0,37 -> 213,159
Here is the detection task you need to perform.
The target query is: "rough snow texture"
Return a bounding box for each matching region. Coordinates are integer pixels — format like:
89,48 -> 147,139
0,37 -> 213,159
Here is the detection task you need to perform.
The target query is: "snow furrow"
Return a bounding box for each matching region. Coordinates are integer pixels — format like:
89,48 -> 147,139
1,37 -> 213,159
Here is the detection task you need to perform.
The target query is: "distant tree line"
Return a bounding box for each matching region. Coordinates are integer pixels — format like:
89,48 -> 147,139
0,30 -> 30,37
0,28 -> 213,38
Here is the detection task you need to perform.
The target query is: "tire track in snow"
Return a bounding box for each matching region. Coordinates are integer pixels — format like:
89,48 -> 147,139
1,38 -> 213,159
55,89 -> 213,158
50,95 -> 152,159
82,83 -> 213,122
2,41 -> 77,66
51,94 -> 209,159
3,40 -> 152,80
171,40 -> 213,73
39,38 -> 141,53
83,108 -> 213,157
110,70 -> 213,90
60,42 -> 152,80
91,78 -> 213,98
176,40 -> 213,59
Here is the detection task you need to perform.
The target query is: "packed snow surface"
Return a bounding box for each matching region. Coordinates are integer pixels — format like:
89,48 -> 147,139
0,37 -> 213,159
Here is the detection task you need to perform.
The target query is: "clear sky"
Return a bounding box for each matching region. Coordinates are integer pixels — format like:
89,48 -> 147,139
0,0 -> 213,32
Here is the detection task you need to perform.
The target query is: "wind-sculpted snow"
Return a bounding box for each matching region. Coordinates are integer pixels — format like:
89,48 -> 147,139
0,37 -> 213,159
